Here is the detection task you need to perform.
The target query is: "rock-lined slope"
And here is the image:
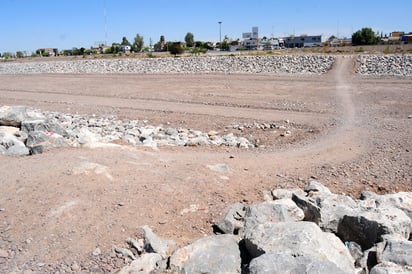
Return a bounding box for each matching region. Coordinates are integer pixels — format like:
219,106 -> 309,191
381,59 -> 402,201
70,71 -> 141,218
357,54 -> 412,76
0,55 -> 335,74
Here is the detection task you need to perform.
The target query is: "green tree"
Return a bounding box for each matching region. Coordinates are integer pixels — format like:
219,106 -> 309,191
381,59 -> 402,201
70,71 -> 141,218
121,36 -> 131,46
154,35 -> 166,51
16,51 -> 25,58
168,42 -> 184,55
352,27 -> 380,45
133,34 -> 144,52
221,40 -> 230,51
110,43 -> 120,54
328,35 -> 337,41
185,32 -> 194,47
2,52 -> 13,59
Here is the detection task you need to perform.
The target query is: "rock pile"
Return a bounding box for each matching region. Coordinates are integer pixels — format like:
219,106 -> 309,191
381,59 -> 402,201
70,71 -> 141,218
0,105 -> 256,156
357,54 -> 412,76
115,181 -> 412,274
0,55 -> 335,74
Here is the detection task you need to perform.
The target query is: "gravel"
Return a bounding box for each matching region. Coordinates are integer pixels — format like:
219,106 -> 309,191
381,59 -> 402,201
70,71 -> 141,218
0,55 -> 335,74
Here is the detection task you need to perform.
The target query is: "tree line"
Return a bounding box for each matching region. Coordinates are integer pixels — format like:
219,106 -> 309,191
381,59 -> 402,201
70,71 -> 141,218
0,27 -> 398,59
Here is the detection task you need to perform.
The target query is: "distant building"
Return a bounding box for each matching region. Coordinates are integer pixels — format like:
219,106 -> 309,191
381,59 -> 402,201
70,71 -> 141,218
391,31 -> 405,37
36,48 -> 58,56
242,26 -> 259,49
401,34 -> 412,43
284,35 -> 325,48
120,45 -> 131,53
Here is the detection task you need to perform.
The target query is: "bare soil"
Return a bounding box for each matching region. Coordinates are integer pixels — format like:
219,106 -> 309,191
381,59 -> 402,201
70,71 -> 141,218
0,56 -> 411,273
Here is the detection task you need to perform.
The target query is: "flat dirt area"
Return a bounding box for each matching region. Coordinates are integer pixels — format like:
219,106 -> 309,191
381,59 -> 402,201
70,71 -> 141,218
0,56 -> 411,272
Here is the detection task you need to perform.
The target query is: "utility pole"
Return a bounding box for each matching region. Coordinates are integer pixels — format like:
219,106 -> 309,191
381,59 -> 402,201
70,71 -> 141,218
104,0 -> 108,46
218,21 -> 222,50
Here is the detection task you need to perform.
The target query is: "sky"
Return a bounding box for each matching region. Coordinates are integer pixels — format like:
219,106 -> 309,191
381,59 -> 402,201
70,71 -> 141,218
1,0 -> 411,53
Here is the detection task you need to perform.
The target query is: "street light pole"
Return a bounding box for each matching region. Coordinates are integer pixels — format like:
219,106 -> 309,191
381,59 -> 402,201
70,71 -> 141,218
218,21 -> 222,50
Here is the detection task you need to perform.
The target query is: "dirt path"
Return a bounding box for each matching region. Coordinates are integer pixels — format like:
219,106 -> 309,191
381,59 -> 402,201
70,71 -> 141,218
1,57 -> 411,273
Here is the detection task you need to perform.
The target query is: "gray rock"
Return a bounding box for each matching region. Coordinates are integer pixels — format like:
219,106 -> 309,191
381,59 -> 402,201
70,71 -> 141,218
142,226 -> 175,259
0,105 -> 44,127
21,119 -> 47,133
376,239 -> 412,266
358,246 -> 379,273
305,180 -> 332,197
292,193 -> 321,224
21,119 -> 68,137
127,237 -> 144,254
186,136 -> 210,146
337,206 -> 411,250
76,127 -> 101,144
346,241 -> 364,266
272,198 -> 305,221
249,253 -> 352,274
370,262 -> 412,274
118,253 -> 163,274
114,246 -> 136,260
244,221 -> 355,273
271,188 -> 305,200
243,201 -> 293,232
6,143 -> 30,156
26,131 -> 68,154
0,125 -> 19,135
318,194 -> 359,233
361,191 -> 412,221
169,234 -> 241,274
0,132 -> 30,156
214,203 -> 245,235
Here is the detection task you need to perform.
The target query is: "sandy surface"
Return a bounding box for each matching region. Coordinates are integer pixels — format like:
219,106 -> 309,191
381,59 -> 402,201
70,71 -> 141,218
0,56 -> 411,272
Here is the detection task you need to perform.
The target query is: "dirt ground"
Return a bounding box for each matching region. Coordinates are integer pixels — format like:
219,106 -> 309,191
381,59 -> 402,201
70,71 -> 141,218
0,56 -> 411,273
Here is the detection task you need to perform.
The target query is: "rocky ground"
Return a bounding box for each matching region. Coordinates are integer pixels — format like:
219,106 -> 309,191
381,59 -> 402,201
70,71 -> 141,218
0,54 -> 411,273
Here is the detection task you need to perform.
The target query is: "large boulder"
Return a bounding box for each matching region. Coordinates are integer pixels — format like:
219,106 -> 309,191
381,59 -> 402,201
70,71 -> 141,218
26,131 -> 68,154
0,132 -> 30,156
318,193 -> 359,233
305,180 -> 332,197
249,253 -> 351,274
243,201 -> 293,232
337,206 -> 411,250
292,193 -> 321,224
243,221 -> 355,273
0,105 -> 45,127
214,202 -> 245,235
272,198 -> 305,221
169,234 -> 241,274
376,239 -> 412,266
21,119 -> 68,137
361,191 -> 412,221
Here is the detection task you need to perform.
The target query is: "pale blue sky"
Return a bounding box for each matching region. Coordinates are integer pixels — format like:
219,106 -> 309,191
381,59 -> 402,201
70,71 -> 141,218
1,0 -> 411,53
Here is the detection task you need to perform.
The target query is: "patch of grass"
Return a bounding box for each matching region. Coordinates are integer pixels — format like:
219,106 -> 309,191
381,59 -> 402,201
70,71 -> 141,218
355,47 -> 364,53
383,46 -> 391,54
